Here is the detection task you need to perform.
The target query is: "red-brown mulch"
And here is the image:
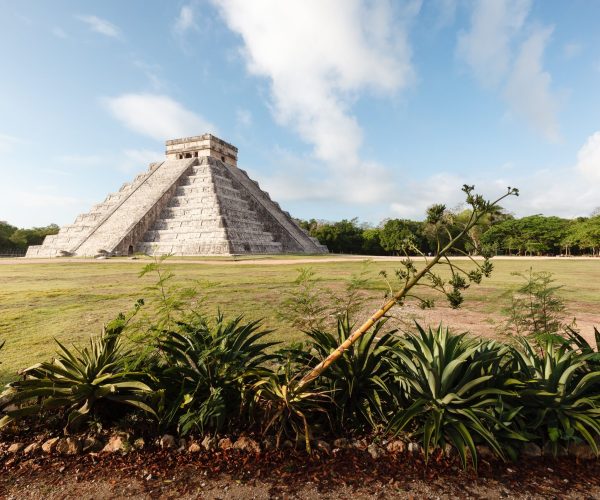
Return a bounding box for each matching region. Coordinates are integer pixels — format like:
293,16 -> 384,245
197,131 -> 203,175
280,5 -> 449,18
2,444 -> 600,499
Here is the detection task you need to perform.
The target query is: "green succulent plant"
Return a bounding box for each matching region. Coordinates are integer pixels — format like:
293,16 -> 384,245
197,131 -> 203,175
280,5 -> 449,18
156,312 -> 278,435
512,336 -> 600,456
387,324 -> 518,468
304,315 -> 400,430
0,319 -> 156,431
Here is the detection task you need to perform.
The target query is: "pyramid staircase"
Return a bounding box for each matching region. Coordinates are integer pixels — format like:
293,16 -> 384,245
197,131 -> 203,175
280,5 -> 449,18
26,135 -> 327,257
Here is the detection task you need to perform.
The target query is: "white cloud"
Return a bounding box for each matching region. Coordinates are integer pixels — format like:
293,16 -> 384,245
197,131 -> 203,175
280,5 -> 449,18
457,1 -> 560,141
77,15 -> 121,39
576,131 -> 600,180
19,192 -> 81,208
457,0 -> 530,88
235,108 -> 252,128
390,132 -> 600,221
56,154 -> 105,167
174,5 -> 198,33
503,26 -> 560,142
0,133 -> 23,154
563,42 -> 582,59
118,149 -> 163,173
103,93 -> 215,141
51,26 -> 68,39
213,0 -> 418,203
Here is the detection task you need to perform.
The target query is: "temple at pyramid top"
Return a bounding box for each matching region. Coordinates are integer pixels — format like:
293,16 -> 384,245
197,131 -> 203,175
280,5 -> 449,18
26,134 -> 327,258
165,134 -> 238,167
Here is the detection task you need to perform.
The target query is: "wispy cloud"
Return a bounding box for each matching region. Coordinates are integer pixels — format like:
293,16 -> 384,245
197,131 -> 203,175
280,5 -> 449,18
0,133 -> 24,154
174,4 -> 198,34
576,131 -> 600,181
563,41 -> 583,59
51,26 -> 68,39
118,149 -> 163,173
457,0 -> 561,142
77,15 -> 121,39
503,26 -> 560,142
103,93 -> 215,141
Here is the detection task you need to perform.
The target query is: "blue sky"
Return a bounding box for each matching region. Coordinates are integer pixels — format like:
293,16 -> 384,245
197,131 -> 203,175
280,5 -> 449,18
1,0 -> 599,228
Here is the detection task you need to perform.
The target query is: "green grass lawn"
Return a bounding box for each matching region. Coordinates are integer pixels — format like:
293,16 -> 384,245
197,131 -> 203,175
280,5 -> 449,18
1,256 -> 599,384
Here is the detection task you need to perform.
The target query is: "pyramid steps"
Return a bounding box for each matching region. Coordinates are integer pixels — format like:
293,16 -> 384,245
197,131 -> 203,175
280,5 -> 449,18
27,134 -> 327,257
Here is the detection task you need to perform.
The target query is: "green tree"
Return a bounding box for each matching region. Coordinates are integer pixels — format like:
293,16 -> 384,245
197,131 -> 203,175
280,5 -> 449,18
380,218 -> 424,255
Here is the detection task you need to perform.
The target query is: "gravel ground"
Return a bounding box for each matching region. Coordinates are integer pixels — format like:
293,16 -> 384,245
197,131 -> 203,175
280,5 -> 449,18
2,447 -> 600,499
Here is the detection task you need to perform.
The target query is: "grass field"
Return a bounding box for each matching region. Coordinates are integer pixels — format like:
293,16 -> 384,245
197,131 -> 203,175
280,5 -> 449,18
1,256 -> 599,384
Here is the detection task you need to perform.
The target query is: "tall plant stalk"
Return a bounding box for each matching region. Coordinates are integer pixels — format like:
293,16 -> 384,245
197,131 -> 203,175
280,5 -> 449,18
298,185 -> 519,389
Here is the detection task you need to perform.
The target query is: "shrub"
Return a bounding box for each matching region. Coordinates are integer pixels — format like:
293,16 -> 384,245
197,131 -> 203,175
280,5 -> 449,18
304,315 -> 400,430
252,363 -> 331,451
387,325 -> 518,468
512,337 -> 600,456
0,317 -> 156,431
502,269 -> 568,338
156,312 -> 278,435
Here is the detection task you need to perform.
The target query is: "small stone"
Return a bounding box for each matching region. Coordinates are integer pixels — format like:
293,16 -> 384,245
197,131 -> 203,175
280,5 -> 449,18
443,443 -> 455,457
160,434 -> 177,449
201,435 -> 217,451
133,437 -> 145,450
55,437 -> 81,455
218,437 -> 233,450
188,442 -> 202,453
42,437 -> 60,454
352,439 -> 368,450
521,442 -> 542,458
476,444 -> 495,460
367,443 -> 383,460
82,437 -> 104,453
177,438 -> 187,452
8,443 -> 25,454
333,438 -> 351,449
315,440 -> 331,454
233,436 -> 261,454
386,440 -> 405,454
102,435 -> 126,453
569,442 -> 596,460
23,442 -> 40,455
407,442 -> 421,453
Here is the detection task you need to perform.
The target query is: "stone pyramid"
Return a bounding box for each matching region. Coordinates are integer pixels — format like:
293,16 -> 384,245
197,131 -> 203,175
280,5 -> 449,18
26,134 -> 327,257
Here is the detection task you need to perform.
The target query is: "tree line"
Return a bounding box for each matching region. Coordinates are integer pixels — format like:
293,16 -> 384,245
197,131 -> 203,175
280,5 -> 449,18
298,208 -> 600,256
0,221 -> 59,254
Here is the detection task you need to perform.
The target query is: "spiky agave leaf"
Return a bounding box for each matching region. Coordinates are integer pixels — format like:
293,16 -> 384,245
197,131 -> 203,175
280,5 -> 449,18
0,324 -> 156,430
387,324 -> 519,469
512,336 -> 600,456
304,314 -> 401,430
156,314 -> 278,435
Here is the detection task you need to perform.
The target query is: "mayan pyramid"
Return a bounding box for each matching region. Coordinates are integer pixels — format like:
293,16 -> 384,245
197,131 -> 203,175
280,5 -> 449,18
26,134 -> 327,257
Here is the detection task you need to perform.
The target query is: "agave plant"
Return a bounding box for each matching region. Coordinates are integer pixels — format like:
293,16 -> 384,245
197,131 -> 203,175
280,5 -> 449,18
252,365 -> 331,452
512,336 -> 600,456
562,326 -> 600,370
305,315 -> 400,430
387,325 -> 518,468
0,319 -> 156,430
157,312 -> 278,435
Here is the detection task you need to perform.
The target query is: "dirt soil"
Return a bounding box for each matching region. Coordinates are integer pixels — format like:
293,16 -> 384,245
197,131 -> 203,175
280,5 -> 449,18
2,448 -> 600,499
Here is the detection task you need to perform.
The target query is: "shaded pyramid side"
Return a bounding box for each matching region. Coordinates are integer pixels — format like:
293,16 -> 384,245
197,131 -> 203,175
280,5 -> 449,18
136,157 -> 326,255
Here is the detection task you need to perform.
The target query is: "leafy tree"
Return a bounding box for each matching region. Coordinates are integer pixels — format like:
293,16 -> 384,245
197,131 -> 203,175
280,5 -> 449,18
380,219 -> 424,255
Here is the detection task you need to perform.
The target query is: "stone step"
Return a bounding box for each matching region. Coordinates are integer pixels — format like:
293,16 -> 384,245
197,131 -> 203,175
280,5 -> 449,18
136,241 -> 232,255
